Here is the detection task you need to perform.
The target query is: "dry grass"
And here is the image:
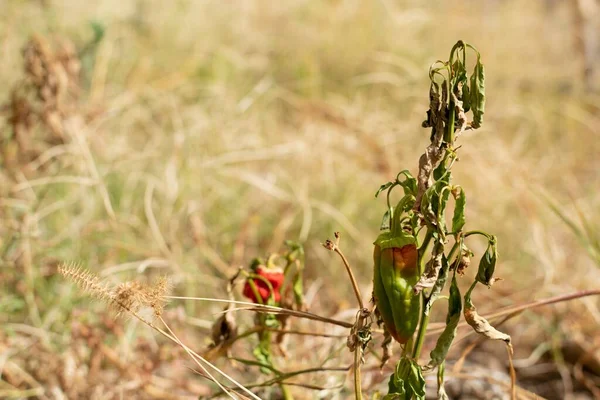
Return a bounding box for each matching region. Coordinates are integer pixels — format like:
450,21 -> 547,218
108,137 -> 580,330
1,0 -> 599,399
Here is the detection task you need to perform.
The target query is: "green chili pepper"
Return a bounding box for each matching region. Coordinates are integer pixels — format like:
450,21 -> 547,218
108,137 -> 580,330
373,195 -> 420,344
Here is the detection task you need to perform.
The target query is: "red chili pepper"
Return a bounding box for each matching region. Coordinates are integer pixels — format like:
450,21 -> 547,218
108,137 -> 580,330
243,266 -> 284,304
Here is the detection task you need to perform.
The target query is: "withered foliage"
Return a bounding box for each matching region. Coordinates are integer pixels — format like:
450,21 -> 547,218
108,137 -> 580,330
0,314 -> 209,399
1,35 -> 81,174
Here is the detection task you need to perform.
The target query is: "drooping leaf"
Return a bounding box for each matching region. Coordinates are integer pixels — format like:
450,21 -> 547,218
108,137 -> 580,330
397,170 -> 418,197
464,303 -> 511,344
469,59 -> 485,128
376,181 -> 394,198
428,276 -> 462,367
455,244 -> 473,276
462,83 -> 471,113
475,236 -> 498,287
464,281 -> 511,345
451,187 -> 466,233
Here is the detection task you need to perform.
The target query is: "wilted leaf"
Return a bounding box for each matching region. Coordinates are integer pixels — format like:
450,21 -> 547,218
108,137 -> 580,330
397,170 -> 418,197
464,283 -> 511,345
428,276 -> 462,368
451,187 -> 466,233
462,82 -> 471,113
476,236 -> 498,287
464,304 -> 511,344
469,59 -> 485,128
455,244 -> 473,276
376,181 -> 394,198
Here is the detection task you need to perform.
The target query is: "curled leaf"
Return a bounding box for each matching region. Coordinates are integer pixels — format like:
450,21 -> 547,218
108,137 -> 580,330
476,236 -> 498,287
455,244 -> 473,276
396,170 -> 418,197
451,186 -> 466,233
462,81 -> 471,113
428,276 -> 462,368
464,303 -> 511,344
469,58 -> 485,129
376,181 -> 394,198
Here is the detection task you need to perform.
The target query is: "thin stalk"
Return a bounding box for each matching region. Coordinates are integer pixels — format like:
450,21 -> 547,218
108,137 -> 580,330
353,348 -> 362,400
446,95 -> 456,145
166,296 -> 353,328
464,230 -> 491,239
412,297 -> 430,359
323,234 -> 364,310
333,246 -> 364,309
281,382 -> 293,400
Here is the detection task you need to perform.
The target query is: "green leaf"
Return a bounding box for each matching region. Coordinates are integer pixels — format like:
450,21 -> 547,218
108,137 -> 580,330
421,176 -> 451,232
451,187 -> 466,233
253,333 -> 274,374
397,170 -> 418,197
389,194 -> 416,236
386,358 -> 426,400
469,59 -> 485,128
462,82 -> 471,113
428,276 -> 462,368
476,236 -> 498,287
376,181 -> 394,198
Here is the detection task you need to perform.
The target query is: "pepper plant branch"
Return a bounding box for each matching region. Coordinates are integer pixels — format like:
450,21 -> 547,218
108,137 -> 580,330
322,232 -> 365,310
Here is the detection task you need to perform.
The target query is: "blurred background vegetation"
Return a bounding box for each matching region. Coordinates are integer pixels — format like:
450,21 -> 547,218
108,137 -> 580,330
0,0 -> 599,399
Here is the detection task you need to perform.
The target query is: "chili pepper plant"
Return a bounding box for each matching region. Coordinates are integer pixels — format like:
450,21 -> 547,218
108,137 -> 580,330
322,40 -> 515,399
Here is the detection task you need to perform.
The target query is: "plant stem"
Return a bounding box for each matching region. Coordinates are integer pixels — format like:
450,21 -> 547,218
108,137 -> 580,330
353,348 -> 363,400
281,383 -> 294,400
412,292 -> 430,359
333,246 -> 364,310
464,230 -> 491,239
446,95 -> 456,145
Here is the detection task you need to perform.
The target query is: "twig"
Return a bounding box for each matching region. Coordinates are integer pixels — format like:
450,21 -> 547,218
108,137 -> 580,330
166,296 -> 353,328
322,232 -> 370,400
322,232 -> 364,309
426,289 -> 600,336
